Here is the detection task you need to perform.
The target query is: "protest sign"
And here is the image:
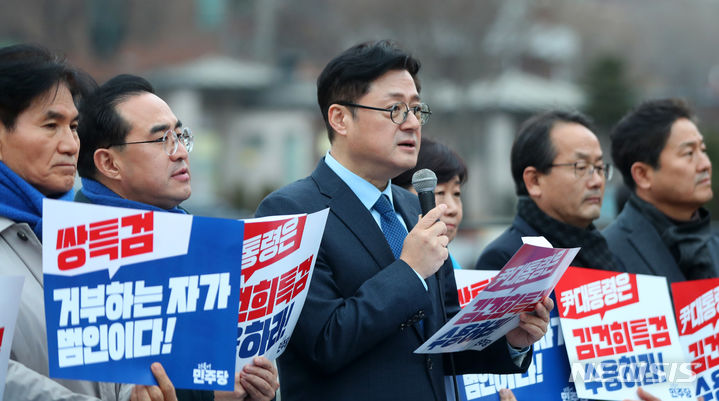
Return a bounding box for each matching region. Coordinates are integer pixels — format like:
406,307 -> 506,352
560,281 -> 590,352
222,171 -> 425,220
43,199 -> 244,391
236,209 -> 328,370
0,275 -> 24,400
557,267 -> 692,400
416,243 -> 577,354
672,278 -> 719,401
453,269 -> 582,401
455,269 -> 496,309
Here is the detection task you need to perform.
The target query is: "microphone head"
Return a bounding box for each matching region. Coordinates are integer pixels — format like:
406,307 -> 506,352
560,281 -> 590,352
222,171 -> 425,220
411,169 -> 437,193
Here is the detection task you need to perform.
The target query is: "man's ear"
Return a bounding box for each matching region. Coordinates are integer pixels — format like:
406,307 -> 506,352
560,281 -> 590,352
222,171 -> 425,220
631,161 -> 653,191
328,104 -> 351,138
0,123 -> 7,160
93,148 -> 122,180
523,166 -> 542,198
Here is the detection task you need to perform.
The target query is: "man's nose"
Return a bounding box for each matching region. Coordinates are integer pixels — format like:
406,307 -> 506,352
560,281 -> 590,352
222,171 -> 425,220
171,141 -> 190,161
698,150 -> 712,172
400,109 -> 421,131
587,168 -> 604,188
58,126 -> 80,155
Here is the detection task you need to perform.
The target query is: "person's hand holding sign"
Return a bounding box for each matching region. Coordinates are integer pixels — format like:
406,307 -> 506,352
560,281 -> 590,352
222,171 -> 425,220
214,357 -> 279,401
131,363 -> 177,401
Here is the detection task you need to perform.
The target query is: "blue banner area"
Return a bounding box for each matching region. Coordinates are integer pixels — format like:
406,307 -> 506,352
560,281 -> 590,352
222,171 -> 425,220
44,216 -> 244,391
456,296 -> 584,401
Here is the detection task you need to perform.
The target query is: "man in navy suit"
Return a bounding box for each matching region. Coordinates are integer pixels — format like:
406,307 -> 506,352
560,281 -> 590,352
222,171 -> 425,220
255,40 -> 553,401
604,98 -> 719,283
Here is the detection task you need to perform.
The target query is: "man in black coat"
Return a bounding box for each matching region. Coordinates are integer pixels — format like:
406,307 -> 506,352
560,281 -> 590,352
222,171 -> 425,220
476,110 -> 620,272
604,98 -> 719,283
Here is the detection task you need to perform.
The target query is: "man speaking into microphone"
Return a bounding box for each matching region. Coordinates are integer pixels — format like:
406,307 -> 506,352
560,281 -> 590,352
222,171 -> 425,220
255,40 -> 553,401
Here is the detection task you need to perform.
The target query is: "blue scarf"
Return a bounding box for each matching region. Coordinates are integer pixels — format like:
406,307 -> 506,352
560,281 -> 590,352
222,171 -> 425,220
448,253 -> 462,270
79,178 -> 187,214
0,160 -> 74,240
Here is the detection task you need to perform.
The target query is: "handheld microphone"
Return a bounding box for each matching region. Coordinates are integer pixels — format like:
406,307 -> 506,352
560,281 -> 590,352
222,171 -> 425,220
411,169 -> 437,216
413,168 -> 458,398
412,168 -> 457,398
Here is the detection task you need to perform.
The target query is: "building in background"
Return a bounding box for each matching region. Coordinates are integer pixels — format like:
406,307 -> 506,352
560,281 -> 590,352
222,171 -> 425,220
148,56 -> 320,217
5,0 -> 719,266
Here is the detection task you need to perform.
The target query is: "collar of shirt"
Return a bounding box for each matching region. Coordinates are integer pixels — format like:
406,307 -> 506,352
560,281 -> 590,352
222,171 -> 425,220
323,151 -> 406,231
324,152 -> 426,289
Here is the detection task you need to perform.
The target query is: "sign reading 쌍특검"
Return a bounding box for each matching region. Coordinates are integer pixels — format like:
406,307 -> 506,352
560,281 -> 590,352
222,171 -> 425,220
42,199 -> 244,391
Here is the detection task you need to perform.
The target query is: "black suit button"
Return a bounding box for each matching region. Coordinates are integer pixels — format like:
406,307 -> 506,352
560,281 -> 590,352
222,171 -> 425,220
17,231 -> 28,241
426,356 -> 433,370
399,323 -> 407,330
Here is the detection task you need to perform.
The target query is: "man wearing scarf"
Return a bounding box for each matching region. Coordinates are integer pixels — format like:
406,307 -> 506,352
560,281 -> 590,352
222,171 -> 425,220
75,74 -> 279,401
476,110 -> 621,273
474,110 -> 636,401
0,44 -> 181,401
604,98 -> 719,283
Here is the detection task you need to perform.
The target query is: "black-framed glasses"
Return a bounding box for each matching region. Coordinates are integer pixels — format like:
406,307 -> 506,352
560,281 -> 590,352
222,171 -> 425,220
336,101 -> 432,125
550,161 -> 613,180
106,127 -> 194,156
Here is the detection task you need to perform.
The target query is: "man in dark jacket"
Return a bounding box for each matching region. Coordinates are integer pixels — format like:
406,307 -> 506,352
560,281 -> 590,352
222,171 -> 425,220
75,74 -> 279,401
255,40 -> 552,401
476,110 -> 620,272
604,98 -> 719,282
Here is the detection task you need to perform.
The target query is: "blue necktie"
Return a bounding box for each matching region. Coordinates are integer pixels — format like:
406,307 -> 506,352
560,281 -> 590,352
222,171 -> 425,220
373,194 -> 407,259
375,195 -> 425,332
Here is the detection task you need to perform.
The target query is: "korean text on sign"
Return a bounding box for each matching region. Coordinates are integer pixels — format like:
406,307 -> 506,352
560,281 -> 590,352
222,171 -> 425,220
678,286 -> 719,335
579,351 -> 668,396
238,256 -> 312,323
560,273 -> 635,318
56,212 -> 154,271
53,273 -> 230,367
571,315 -> 671,360
241,216 -> 305,281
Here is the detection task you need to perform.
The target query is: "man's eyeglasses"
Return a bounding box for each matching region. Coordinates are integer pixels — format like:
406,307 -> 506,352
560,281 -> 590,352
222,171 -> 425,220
107,127 -> 194,156
336,101 -> 432,125
550,161 -> 613,180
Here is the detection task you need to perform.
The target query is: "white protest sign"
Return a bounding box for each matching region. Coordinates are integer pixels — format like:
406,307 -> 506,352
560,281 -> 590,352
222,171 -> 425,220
235,209 -> 329,370
557,267 -> 692,400
416,243 -> 578,354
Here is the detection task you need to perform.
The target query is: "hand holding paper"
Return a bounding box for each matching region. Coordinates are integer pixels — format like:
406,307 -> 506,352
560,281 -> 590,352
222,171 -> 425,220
415,242 -> 577,354
215,357 -> 279,401
506,297 -> 554,349
240,357 -> 280,401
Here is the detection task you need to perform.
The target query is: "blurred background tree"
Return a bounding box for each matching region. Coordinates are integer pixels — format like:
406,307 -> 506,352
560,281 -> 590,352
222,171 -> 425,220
582,54 -> 635,131
5,0 -> 719,265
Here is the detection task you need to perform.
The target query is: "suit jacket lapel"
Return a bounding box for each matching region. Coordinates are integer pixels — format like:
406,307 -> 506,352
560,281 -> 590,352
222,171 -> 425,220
624,203 -> 677,277
312,160 -> 398,271
313,165 -> 430,342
